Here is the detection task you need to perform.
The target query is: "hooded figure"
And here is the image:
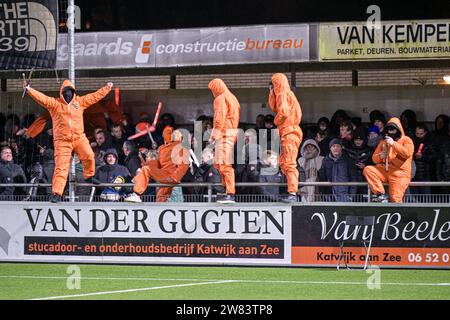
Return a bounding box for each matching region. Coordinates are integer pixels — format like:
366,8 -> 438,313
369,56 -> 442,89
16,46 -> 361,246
297,139 -> 324,202
268,73 -> 303,202
125,129 -> 190,203
24,80 -> 113,201
207,79 -> 241,203
363,117 -> 414,203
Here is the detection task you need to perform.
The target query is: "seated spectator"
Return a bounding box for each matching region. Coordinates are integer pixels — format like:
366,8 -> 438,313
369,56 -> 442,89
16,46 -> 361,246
94,148 -> 131,200
122,141 -> 141,177
367,125 -> 382,149
297,139 -> 324,202
319,138 -> 357,202
0,145 -> 27,197
411,124 -> 436,198
346,127 -> 373,195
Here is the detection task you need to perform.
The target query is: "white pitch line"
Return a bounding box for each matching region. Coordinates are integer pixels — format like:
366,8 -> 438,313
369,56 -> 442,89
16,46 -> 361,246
1,275 -> 449,287
30,280 -> 237,300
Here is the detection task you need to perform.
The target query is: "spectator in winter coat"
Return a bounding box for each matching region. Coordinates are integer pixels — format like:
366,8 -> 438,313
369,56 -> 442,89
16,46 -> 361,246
319,138 -> 357,202
314,129 -> 331,157
346,127 -> 373,195
431,114 -> 450,146
436,129 -> 450,194
411,124 -> 437,197
0,145 -> 27,197
249,150 -> 284,202
297,139 -> 323,202
369,110 -> 386,133
94,148 -> 131,199
122,140 -> 141,177
367,125 -> 382,149
400,109 -> 417,139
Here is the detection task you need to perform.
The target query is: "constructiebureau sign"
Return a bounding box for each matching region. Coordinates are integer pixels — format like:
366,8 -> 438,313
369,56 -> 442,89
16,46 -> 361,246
320,20 -> 450,60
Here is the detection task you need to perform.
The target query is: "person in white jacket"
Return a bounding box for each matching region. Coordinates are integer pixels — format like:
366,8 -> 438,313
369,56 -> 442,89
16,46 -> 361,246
297,139 -> 324,202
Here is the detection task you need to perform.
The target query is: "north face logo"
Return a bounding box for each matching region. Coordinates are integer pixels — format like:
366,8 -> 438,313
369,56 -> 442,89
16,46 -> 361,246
0,1 -> 57,52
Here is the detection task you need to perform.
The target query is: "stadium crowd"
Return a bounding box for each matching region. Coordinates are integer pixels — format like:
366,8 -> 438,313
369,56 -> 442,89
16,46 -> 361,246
0,102 -> 449,202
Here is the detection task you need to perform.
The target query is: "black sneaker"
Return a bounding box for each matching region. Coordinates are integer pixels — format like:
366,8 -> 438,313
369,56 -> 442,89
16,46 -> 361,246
49,193 -> 62,203
217,194 -> 235,204
281,193 -> 298,203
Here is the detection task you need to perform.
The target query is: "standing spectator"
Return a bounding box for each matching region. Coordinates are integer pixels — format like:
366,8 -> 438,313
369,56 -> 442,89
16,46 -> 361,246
436,128 -> 450,194
369,110 -> 386,133
314,129 -> 331,157
367,125 -> 382,149
255,114 -> 266,130
110,124 -> 126,163
0,145 -> 27,197
250,150 -> 283,202
411,124 -> 436,198
363,118 -> 414,203
431,114 -> 450,146
122,140 -> 141,177
91,129 -> 111,152
339,120 -> 354,149
317,117 -> 330,133
329,109 -> 350,137
297,139 -> 324,202
346,127 -> 373,196
319,138 -> 357,202
95,149 -> 131,200
400,109 -> 417,139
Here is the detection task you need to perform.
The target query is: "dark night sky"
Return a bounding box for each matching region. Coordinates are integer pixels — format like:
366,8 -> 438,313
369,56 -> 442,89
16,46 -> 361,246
75,0 -> 450,31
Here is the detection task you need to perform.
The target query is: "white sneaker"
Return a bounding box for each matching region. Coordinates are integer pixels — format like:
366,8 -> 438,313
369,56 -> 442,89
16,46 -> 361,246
124,193 -> 142,203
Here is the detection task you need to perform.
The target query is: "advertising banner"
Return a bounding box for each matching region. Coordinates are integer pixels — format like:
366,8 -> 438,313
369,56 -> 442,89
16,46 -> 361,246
0,0 -> 58,69
291,205 -> 450,268
320,20 -> 450,60
0,203 -> 291,265
55,24 -> 310,69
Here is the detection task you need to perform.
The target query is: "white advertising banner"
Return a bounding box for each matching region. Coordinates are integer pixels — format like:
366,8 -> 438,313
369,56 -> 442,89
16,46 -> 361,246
320,20 -> 450,60
0,203 -> 291,265
55,24 -> 310,69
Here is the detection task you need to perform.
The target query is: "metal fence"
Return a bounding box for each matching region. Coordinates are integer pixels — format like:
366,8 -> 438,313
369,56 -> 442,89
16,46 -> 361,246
0,181 -> 449,203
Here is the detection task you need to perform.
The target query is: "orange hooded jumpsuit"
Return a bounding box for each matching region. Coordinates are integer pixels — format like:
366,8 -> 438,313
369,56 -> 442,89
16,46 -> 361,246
363,117 -> 414,203
133,127 -> 190,202
208,79 -> 241,195
25,100 -> 124,141
268,73 -> 303,194
26,80 -> 112,196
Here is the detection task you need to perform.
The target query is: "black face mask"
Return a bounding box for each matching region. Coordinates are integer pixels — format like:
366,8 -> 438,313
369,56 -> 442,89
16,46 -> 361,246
62,87 -> 74,104
383,126 -> 401,141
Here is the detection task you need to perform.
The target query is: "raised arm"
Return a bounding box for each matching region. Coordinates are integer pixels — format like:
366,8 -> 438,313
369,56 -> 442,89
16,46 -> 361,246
26,111 -> 51,138
79,83 -> 113,109
26,86 -> 59,111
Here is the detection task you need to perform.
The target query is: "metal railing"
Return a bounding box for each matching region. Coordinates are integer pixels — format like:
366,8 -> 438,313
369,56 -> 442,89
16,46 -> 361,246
0,181 -> 449,203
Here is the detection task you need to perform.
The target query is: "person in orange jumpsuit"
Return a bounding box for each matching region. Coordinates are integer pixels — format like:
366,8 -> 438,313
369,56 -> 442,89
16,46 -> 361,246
268,73 -> 303,203
207,79 -> 241,204
24,80 -> 113,202
124,127 -> 190,203
18,100 -> 125,141
363,117 -> 414,203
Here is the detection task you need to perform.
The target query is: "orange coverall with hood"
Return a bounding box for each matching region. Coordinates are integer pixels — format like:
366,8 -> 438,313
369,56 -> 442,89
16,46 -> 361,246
25,100 -> 124,140
133,127 -> 190,202
363,117 -> 414,203
268,73 -> 303,194
208,79 -> 241,195
26,80 -> 112,195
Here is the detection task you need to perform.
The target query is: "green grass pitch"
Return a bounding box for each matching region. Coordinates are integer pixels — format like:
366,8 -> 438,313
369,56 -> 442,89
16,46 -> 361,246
0,263 -> 449,300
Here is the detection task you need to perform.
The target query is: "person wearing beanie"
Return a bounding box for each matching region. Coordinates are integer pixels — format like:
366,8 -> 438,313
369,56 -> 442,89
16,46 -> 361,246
318,138 -> 357,202
367,125 -> 382,149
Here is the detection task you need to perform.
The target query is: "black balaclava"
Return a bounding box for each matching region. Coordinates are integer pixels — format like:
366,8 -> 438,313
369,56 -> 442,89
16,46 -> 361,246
383,125 -> 402,141
62,87 -> 75,104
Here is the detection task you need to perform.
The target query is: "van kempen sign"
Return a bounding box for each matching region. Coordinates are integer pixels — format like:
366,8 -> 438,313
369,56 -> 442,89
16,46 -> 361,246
55,24 -> 310,69
320,20 -> 450,60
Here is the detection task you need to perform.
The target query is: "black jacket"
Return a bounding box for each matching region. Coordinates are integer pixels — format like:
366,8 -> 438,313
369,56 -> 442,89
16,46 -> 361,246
436,136 -> 450,182
319,152 -> 357,202
345,143 -> 373,182
0,160 -> 27,196
412,134 -> 437,181
123,151 -> 141,177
